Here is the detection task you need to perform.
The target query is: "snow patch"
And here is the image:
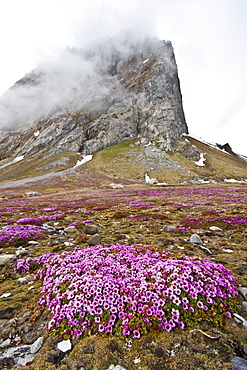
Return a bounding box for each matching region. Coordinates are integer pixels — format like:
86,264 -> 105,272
194,153 -> 206,167
74,155 -> 93,168
34,130 -> 40,137
13,156 -> 24,163
145,173 -> 158,184
142,58 -> 149,64
224,178 -> 241,183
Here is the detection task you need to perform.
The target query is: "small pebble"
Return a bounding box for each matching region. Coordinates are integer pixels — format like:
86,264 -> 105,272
190,234 -> 203,245
88,234 -> 100,246
64,226 -> 77,233
57,339 -> 72,352
209,226 -> 222,231
163,225 -> 176,232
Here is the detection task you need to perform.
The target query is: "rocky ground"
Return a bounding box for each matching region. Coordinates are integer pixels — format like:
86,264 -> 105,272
0,181 -> 247,369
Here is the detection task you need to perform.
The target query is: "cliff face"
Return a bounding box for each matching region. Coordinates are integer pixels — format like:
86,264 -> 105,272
0,36 -> 188,160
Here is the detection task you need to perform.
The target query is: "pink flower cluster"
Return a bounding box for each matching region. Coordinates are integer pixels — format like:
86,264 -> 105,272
0,224 -> 46,244
15,244 -> 238,339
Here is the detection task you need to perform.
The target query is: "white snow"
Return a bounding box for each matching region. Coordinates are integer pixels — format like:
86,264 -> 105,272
109,183 -> 124,189
194,153 -> 206,166
13,155 -> 24,163
0,293 -> 11,298
183,134 -> 232,155
34,130 -> 40,137
224,178 -> 241,183
145,173 -> 158,184
73,154 -> 93,168
142,58 -> 149,64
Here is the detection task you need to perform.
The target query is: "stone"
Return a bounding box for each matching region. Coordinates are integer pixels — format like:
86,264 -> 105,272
0,305 -> 20,320
57,339 -> 72,353
244,344 -> 247,355
0,254 -> 16,266
0,357 -> 15,368
0,344 -> 34,367
163,225 -> 176,232
190,234 -> 203,245
0,338 -> 11,348
231,356 -> 247,370
239,287 -> 247,299
84,224 -> 99,235
88,234 -> 100,246
30,337 -> 44,354
64,226 -> 77,233
108,366 -> 127,370
16,354 -> 35,366
233,313 -> 247,327
242,301 -> 247,311
209,226 -> 223,231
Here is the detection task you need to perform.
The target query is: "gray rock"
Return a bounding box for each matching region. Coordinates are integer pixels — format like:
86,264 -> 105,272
231,356 -> 247,370
0,254 -> 16,266
190,234 -> 203,245
0,305 -> 20,320
30,337 -> 44,354
84,224 -> 99,235
64,226 -> 77,233
233,313 -> 247,327
242,301 -> 247,311
239,287 -> 247,299
163,225 -> 176,232
0,338 -> 11,348
0,336 -> 44,367
16,354 -> 35,366
88,234 -> 100,246
244,344 -> 247,355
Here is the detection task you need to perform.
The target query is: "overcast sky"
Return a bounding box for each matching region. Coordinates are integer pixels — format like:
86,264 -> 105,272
0,0 -> 246,155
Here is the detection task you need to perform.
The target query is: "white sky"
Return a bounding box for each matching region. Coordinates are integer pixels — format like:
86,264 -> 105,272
0,0 -> 246,155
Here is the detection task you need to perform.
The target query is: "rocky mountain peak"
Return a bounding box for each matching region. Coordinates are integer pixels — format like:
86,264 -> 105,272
0,35 -> 188,161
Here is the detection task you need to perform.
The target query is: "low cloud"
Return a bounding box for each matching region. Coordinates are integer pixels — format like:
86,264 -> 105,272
0,31 -> 158,130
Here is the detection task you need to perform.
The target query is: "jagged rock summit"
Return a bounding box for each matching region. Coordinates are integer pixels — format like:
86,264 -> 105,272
0,35 -> 188,160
